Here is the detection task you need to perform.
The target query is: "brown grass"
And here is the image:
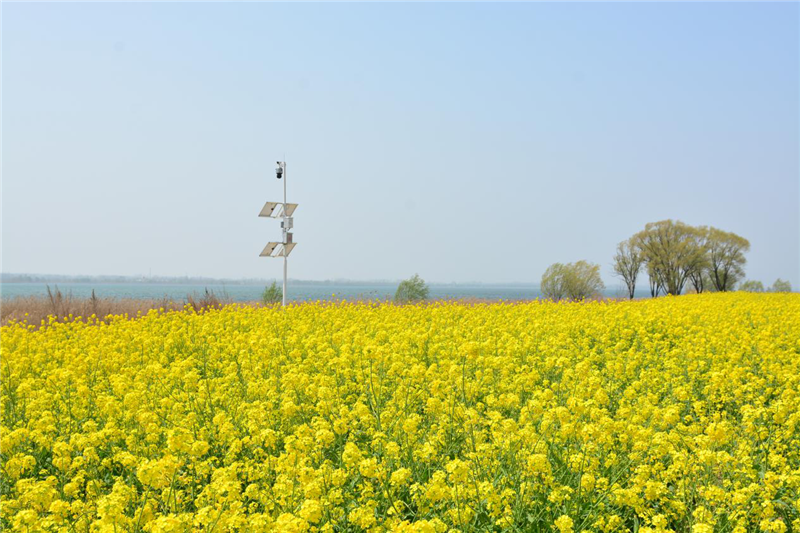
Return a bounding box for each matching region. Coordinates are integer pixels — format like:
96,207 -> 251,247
1,287 -> 620,329
0,286 -> 235,328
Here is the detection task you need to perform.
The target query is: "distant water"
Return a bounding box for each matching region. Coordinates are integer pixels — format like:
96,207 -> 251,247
0,282 -> 645,302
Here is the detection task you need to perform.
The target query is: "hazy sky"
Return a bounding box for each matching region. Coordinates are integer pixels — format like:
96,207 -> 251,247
3,2 -> 798,285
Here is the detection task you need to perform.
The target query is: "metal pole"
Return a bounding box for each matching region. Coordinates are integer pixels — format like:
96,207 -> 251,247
282,162 -> 287,307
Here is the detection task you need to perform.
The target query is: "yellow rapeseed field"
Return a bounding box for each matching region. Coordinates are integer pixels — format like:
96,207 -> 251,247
1,293 -> 799,533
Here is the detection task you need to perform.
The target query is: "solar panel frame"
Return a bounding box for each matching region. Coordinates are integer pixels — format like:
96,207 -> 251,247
259,202 -> 280,217
282,243 -> 297,257
259,242 -> 280,257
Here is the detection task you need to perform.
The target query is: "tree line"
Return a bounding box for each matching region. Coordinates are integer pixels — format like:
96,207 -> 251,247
613,220 -> 749,298
373,219 -> 793,304
541,219 -> 792,301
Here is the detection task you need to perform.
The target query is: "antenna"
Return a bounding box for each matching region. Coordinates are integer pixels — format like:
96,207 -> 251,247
259,160 -> 297,306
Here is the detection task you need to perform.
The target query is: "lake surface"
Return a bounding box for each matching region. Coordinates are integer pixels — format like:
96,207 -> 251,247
0,282 -> 645,302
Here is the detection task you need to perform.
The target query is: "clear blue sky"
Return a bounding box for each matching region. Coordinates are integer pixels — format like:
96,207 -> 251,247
3,2 -> 798,286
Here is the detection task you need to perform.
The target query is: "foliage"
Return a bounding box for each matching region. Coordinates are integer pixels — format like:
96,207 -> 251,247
541,261 -> 604,301
738,280 -> 765,292
770,278 -> 792,292
563,260 -> 605,300
612,239 -> 643,299
394,274 -> 429,303
628,221 -> 749,296
706,227 -> 750,291
540,263 -> 569,301
633,220 -> 707,296
262,281 -> 283,305
685,226 -> 711,294
2,294 -> 799,532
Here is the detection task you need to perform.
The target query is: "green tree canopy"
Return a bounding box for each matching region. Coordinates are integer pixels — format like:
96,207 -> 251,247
738,280 -> 764,293
395,274 -> 429,304
706,228 -> 750,292
633,220 -> 707,296
770,279 -> 792,292
261,281 -> 282,305
540,263 -> 569,301
541,261 -> 604,301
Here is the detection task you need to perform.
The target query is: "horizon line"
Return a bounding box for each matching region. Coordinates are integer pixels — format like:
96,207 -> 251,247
1,272 -> 548,287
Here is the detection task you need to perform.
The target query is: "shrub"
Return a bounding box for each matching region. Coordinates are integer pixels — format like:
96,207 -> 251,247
262,281 -> 283,305
738,280 -> 764,293
541,261 -> 605,301
395,274 -> 429,303
770,279 -> 792,293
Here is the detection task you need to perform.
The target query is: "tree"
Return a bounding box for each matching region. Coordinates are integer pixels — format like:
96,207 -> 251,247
541,261 -> 604,301
706,228 -> 749,292
612,238 -> 643,299
700,271 -> 719,292
540,263 -> 569,301
564,260 -> 605,301
686,226 -> 711,294
623,221 -> 749,297
634,220 -> 707,295
646,262 -> 665,298
770,279 -> 792,292
738,280 -> 764,293
261,281 -> 282,305
395,274 -> 429,303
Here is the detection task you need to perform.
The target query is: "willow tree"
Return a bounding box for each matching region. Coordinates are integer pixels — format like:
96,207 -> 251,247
739,280 -> 764,292
686,226 -> 711,294
770,279 -> 792,292
706,228 -> 750,292
612,238 -> 643,299
647,263 -> 664,298
634,220 -> 706,296
564,260 -> 605,301
540,263 -> 569,301
541,261 -> 604,301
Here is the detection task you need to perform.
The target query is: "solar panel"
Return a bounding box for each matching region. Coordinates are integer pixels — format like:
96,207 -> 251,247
259,242 -> 280,257
259,202 -> 280,217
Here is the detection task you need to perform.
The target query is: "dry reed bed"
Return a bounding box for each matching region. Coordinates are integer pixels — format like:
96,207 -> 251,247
0,287 -> 234,327
1,287 -> 597,328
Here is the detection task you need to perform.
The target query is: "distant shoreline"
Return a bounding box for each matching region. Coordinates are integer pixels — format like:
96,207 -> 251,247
0,280 -> 640,311
0,287 -> 634,328
0,274 -> 540,288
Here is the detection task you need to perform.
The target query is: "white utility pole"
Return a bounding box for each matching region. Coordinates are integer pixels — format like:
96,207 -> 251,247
259,161 -> 297,306
282,162 -> 287,306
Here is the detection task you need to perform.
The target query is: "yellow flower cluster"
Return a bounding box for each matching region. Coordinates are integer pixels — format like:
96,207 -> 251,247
1,293 -> 799,532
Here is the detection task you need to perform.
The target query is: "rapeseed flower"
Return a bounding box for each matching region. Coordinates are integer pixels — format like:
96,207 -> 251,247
1,293 -> 798,531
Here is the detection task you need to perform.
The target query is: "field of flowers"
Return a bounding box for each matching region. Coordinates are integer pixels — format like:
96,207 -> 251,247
1,293 -> 799,533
